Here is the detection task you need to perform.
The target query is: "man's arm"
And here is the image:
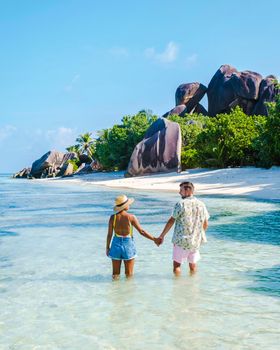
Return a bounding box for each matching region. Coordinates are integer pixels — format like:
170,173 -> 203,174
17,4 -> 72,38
159,216 -> 175,242
201,219 -> 208,243
203,220 -> 208,231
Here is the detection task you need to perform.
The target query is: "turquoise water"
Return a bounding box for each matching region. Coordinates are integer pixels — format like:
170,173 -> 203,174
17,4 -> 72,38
0,174 -> 280,349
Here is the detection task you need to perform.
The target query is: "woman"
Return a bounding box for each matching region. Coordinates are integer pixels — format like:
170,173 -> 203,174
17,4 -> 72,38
106,194 -> 160,279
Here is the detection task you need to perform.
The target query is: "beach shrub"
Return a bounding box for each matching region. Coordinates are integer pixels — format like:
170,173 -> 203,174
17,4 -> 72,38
195,107 -> 266,167
168,114 -> 208,169
257,85 -> 280,167
67,159 -> 79,172
94,111 -> 157,170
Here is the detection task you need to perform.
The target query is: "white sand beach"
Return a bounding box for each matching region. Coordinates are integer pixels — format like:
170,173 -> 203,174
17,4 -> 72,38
62,167 -> 280,201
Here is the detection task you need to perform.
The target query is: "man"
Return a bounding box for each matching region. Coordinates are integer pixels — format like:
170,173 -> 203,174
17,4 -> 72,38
159,181 -> 209,275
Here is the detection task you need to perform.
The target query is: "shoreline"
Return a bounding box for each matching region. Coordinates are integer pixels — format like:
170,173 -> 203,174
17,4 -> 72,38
54,166 -> 280,201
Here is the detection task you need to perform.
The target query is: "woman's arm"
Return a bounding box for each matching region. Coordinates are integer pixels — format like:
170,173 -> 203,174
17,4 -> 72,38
131,215 -> 158,243
106,215 -> 114,256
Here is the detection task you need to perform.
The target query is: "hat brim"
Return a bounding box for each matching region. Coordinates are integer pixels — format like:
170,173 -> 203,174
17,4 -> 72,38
114,198 -> 134,212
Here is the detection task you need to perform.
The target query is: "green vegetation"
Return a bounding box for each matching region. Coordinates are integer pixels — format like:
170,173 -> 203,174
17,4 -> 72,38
167,114 -> 208,169
65,91 -> 280,171
93,111 -> 157,170
194,107 -> 266,168
67,159 -> 79,172
257,84 -> 280,168
67,132 -> 95,159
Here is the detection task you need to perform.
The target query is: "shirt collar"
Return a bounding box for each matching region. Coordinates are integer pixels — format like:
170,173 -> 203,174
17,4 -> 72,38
182,195 -> 194,200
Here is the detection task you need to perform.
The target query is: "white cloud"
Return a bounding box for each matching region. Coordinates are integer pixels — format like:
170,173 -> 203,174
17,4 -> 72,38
65,74 -> 80,91
145,41 -> 179,63
185,53 -> 198,68
45,127 -> 77,150
0,125 -> 17,141
109,47 -> 129,57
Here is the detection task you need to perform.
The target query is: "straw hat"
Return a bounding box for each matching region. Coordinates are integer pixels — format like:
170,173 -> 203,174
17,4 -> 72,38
114,194 -> 134,212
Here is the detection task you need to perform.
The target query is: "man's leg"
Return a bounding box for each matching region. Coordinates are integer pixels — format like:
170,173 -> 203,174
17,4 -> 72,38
112,259 -> 121,280
124,259 -> 135,278
189,262 -> 197,274
188,250 -> 200,274
173,261 -> 181,276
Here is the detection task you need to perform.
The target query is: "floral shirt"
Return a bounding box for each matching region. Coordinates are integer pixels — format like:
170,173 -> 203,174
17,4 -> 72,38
171,196 -> 210,251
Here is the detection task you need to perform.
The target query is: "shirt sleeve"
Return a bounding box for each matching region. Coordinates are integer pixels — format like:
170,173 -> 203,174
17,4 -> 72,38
172,202 -> 182,219
202,203 -> 210,221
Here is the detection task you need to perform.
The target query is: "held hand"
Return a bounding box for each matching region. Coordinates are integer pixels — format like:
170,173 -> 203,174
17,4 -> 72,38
154,236 -> 163,246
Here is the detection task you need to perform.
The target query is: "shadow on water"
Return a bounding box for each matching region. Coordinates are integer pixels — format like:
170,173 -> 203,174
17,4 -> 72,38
210,209 -> 280,246
246,265 -> 280,298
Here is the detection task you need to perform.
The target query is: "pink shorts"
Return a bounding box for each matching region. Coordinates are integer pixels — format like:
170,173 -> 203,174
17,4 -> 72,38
173,244 -> 201,264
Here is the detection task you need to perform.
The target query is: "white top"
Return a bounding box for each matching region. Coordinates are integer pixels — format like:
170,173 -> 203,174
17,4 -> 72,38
171,196 -> 210,251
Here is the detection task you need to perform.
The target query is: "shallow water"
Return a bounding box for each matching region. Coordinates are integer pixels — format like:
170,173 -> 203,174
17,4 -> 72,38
0,174 -> 280,349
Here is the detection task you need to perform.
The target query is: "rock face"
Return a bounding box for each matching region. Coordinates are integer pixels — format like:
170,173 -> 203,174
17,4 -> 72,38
13,150 -> 99,179
175,83 -> 207,113
13,167 -> 31,178
163,64 -> 278,117
252,75 -> 279,115
162,104 -> 187,118
126,118 -> 181,176
207,65 -> 265,116
164,83 -> 208,117
30,151 -> 65,178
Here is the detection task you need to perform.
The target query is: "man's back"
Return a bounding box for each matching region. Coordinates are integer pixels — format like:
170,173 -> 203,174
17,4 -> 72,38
172,196 -> 209,251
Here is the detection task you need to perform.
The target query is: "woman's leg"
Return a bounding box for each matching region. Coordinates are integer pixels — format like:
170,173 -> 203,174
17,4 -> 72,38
124,258 -> 135,278
112,259 -> 122,280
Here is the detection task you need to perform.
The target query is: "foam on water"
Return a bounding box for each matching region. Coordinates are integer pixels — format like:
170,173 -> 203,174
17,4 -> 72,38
0,174 -> 280,349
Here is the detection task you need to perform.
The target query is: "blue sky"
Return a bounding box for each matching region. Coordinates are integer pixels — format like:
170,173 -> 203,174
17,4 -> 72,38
1,0 -> 279,172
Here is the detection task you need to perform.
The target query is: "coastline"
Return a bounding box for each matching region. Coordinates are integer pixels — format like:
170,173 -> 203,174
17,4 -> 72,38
55,167 -> 280,201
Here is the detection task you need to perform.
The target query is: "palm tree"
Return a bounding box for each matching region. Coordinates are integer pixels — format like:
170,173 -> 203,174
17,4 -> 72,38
66,144 -> 81,156
76,132 -> 95,159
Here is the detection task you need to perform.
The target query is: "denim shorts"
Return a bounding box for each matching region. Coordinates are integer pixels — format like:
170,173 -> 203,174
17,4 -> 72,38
108,236 -> 137,261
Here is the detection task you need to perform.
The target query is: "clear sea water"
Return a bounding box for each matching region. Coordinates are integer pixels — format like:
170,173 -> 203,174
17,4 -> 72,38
0,173 -> 280,350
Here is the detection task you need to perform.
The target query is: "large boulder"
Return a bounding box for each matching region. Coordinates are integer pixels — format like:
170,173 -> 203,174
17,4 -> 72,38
163,64 -> 278,119
61,152 -> 77,164
207,64 -> 238,116
163,83 -> 207,118
126,118 -> 181,176
30,150 -> 65,178
79,154 -> 92,164
162,104 -> 187,118
252,75 -> 279,115
207,64 -> 277,116
193,103 -> 208,115
175,82 -> 207,112
75,163 -> 94,175
13,167 -> 31,179
229,70 -> 262,100
60,163 -> 74,177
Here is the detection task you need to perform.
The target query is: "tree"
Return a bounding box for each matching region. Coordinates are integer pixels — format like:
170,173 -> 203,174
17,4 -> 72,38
257,83 -> 280,167
66,144 -> 81,156
168,113 -> 208,169
75,132 -> 95,159
196,107 -> 266,167
94,111 -> 157,170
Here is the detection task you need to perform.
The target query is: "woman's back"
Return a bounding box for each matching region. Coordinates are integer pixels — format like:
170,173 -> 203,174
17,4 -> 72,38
113,211 -> 133,236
